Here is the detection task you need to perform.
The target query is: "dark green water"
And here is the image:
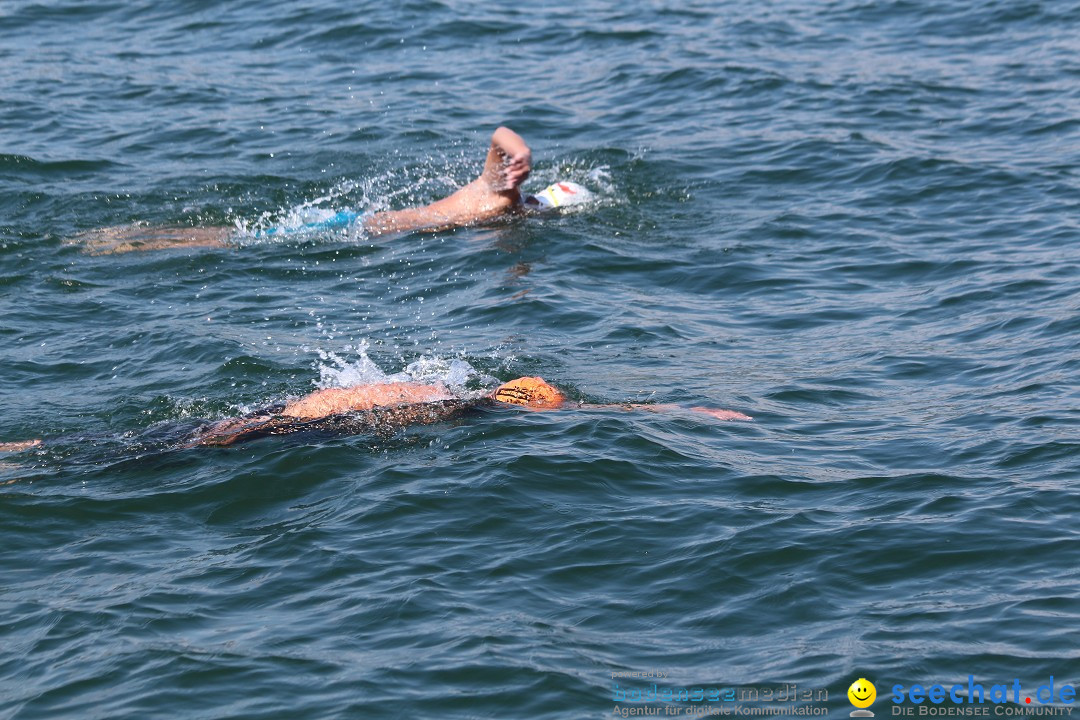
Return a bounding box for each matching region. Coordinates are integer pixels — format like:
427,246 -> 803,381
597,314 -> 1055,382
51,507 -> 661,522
1,1 -> 1078,718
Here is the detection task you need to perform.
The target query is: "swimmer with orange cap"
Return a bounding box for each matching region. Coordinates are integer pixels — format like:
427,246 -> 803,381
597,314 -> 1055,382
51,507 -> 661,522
0,376 -> 750,452
190,375 -> 749,447
73,127 -> 592,253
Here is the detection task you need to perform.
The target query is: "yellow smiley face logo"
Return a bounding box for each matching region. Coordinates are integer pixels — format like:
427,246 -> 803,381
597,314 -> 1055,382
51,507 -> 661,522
848,678 -> 876,708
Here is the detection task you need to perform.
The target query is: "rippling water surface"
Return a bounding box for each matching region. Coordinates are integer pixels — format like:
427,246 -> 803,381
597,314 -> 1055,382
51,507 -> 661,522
1,1 -> 1078,718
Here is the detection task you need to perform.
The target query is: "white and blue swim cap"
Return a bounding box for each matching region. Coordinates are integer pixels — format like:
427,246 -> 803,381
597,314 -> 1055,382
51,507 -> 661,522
523,181 -> 592,211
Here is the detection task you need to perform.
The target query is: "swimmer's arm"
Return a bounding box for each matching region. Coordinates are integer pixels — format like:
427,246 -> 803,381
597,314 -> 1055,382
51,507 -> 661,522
485,126 -> 532,191
579,403 -> 752,421
362,205 -> 460,238
364,127 -> 529,237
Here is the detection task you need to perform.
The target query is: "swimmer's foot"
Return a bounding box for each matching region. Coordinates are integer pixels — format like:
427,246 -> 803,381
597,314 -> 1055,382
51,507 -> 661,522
0,439 -> 42,452
68,225 -> 233,255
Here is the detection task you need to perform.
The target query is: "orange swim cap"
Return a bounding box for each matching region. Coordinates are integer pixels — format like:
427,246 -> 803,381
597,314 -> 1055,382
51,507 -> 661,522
493,376 -> 565,408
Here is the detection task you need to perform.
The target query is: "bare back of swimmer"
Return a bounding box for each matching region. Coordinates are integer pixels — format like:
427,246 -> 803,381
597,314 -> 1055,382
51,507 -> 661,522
72,128 -> 583,254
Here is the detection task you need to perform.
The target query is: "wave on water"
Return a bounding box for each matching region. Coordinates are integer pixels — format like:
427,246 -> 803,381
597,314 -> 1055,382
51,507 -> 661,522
0,153 -> 119,181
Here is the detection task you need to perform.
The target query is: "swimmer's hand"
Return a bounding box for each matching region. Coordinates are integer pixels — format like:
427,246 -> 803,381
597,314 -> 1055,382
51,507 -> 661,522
689,407 -> 753,421
503,148 -> 532,190
642,404 -> 752,421
487,127 -> 532,191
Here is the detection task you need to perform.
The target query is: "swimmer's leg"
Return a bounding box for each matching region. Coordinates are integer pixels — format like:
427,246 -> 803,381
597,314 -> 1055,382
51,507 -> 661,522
0,439 -> 42,452
362,127 -> 530,237
68,225 -> 233,255
182,414 -> 285,448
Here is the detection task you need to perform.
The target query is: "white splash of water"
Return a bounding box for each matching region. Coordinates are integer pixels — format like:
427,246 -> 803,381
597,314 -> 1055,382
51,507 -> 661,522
312,341 -> 499,399
314,341 -> 392,388
231,178 -> 370,241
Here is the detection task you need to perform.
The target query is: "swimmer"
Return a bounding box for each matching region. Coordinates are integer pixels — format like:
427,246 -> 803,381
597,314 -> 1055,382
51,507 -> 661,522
0,377 -> 751,452
72,127 -> 591,254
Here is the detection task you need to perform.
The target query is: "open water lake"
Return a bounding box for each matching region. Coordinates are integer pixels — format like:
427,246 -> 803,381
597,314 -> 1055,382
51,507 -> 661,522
1,1 -> 1078,717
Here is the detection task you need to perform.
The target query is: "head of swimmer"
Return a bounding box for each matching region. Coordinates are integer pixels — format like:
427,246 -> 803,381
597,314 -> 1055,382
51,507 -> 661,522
492,376 -> 565,409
